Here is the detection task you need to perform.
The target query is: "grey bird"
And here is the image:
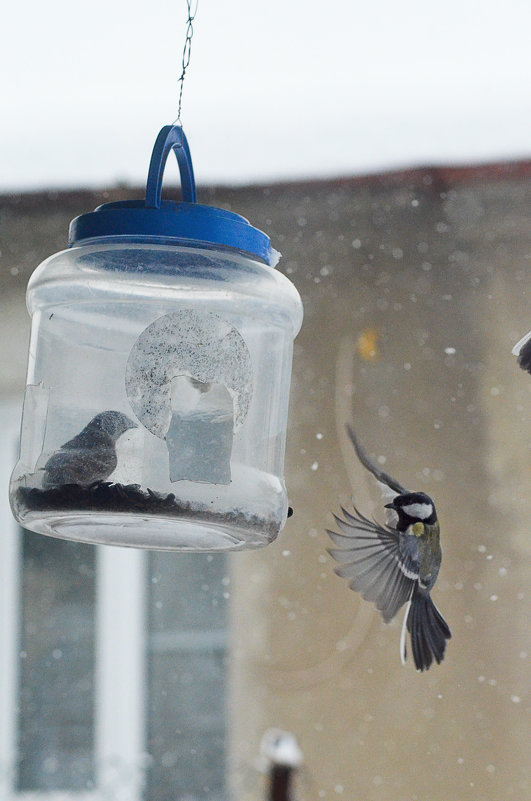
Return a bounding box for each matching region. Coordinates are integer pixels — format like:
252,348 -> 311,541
327,424 -> 451,671
43,411 -> 137,488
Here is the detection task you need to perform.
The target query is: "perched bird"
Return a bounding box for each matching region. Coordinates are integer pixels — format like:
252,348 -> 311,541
512,330 -> 531,374
43,411 -> 136,488
327,424 -> 451,671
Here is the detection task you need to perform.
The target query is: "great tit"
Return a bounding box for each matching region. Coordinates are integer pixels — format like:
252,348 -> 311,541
43,411 -> 136,488
327,424 -> 451,671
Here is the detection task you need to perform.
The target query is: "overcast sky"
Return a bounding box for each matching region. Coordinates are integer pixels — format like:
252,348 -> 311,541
2,0 -> 531,190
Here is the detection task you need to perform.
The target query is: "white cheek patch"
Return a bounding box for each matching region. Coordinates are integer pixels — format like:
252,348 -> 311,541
402,502 -> 433,520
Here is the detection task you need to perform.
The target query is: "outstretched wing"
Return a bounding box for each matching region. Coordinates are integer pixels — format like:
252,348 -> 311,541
327,504 -> 419,623
346,424 -> 409,495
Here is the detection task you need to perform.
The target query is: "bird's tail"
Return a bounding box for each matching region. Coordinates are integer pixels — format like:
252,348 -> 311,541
401,588 -> 451,671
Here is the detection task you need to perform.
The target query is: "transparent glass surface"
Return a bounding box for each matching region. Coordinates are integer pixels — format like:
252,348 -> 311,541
147,552 -> 228,801
1,171 -> 530,800
17,530 -> 95,791
11,245 -> 302,551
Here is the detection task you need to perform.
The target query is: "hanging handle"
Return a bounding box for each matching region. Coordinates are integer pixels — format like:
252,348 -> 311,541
145,125 -> 197,208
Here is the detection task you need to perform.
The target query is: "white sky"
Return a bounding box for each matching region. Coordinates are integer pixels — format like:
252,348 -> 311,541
2,0 -> 531,190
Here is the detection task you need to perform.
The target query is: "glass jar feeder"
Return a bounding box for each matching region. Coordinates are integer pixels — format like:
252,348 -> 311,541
10,126 -> 303,551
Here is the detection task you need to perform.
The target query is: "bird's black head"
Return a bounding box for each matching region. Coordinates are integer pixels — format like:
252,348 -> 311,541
90,411 -> 137,440
385,491 -> 437,529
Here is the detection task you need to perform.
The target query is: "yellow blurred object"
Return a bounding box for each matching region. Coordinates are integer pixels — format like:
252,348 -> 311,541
356,327 -> 380,361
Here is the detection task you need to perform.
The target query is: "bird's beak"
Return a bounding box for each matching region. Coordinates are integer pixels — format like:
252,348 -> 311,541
384,501 -> 396,509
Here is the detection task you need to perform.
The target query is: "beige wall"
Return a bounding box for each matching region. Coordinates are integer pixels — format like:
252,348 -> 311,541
228,173 -> 531,800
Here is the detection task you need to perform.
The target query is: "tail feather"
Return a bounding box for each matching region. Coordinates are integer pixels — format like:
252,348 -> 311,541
405,590 -> 451,671
409,598 -> 431,670
400,601 -> 411,665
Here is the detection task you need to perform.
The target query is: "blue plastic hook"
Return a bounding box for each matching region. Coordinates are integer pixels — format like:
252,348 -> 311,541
145,125 -> 197,208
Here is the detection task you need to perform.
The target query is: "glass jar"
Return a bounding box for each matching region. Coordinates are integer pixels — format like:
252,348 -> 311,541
10,126 -> 303,551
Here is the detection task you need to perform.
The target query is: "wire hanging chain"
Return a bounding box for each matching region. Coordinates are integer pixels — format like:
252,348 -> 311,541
174,0 -> 198,126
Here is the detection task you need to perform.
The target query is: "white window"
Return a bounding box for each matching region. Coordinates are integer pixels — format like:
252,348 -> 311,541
0,401 -> 228,800
146,551 -> 228,801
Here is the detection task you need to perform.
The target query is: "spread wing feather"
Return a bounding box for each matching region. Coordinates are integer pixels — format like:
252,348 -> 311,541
346,424 -> 409,495
327,504 -> 419,623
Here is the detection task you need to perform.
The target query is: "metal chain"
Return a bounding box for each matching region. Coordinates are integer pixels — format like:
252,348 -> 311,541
174,0 -> 198,126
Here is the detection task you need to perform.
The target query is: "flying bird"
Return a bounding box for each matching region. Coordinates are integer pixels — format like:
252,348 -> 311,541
512,330 -> 531,374
43,411 -> 137,488
327,424 -> 451,671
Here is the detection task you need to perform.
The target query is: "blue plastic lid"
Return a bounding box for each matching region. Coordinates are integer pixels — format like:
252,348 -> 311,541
69,126 -> 276,266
